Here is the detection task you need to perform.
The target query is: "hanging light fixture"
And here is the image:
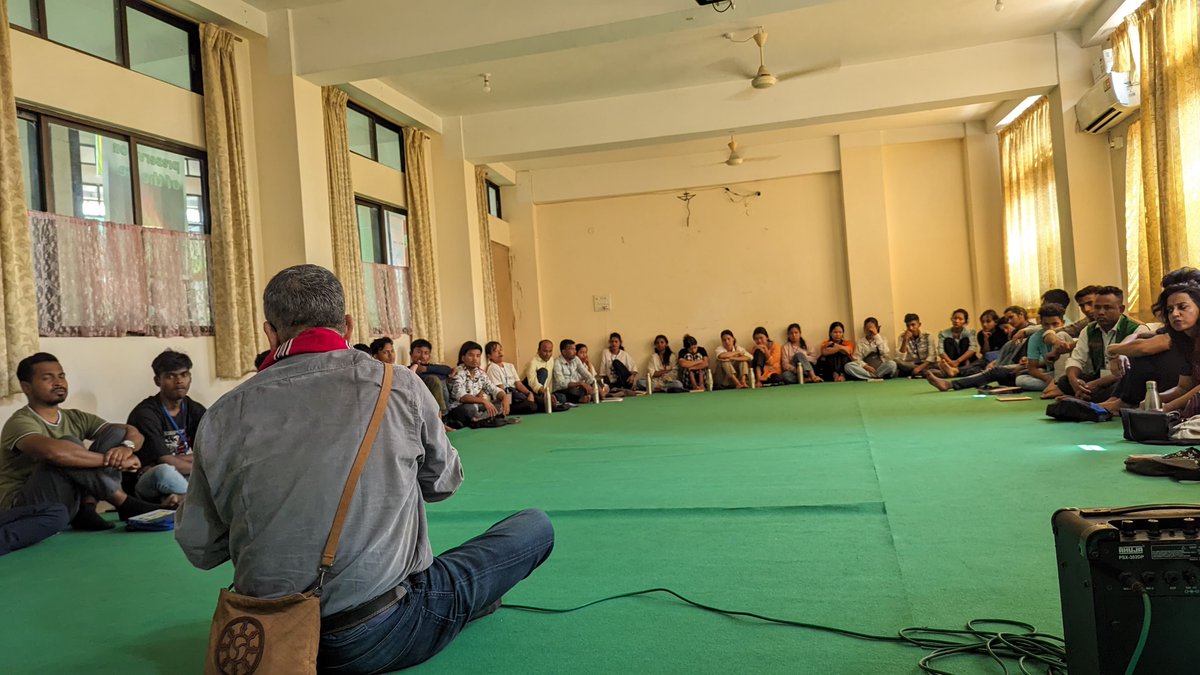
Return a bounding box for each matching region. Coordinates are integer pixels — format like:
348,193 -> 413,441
481,73 -> 492,93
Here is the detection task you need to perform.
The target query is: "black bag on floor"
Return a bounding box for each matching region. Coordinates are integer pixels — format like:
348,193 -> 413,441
1045,397 -> 1112,423
1121,409 -> 1186,445
1124,447 -> 1200,480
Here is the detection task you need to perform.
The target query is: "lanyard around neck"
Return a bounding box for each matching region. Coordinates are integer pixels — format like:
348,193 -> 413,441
162,400 -> 189,451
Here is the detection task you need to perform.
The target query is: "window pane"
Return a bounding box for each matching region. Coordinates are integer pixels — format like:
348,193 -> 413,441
137,145 -> 204,233
45,0 -> 119,63
487,184 -> 501,218
127,6 -> 193,90
356,203 -> 382,263
384,209 -> 408,266
347,108 -> 373,159
48,123 -> 133,223
9,0 -> 37,30
18,117 -> 43,211
376,126 -> 403,171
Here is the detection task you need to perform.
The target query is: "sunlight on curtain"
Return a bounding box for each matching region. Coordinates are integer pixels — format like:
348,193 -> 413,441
998,96 -> 1063,309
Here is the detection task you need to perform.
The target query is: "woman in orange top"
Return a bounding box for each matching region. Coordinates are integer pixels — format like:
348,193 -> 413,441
816,321 -> 855,382
751,326 -> 783,385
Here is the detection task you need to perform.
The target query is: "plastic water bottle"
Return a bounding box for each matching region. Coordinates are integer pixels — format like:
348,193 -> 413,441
1143,381 -> 1162,411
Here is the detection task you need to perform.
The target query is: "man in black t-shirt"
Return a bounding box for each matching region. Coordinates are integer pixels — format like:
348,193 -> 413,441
127,350 -> 206,506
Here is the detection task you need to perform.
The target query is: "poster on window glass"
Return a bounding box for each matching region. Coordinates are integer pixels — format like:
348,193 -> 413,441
386,211 -> 408,266
138,147 -> 188,231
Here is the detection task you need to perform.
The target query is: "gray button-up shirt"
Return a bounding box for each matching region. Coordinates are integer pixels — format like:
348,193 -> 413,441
175,349 -> 463,616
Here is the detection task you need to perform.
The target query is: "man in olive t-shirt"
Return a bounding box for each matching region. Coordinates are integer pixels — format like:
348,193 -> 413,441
0,353 -> 157,530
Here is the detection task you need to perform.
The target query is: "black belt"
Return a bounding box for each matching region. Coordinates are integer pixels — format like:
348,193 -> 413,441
322,584 -> 408,635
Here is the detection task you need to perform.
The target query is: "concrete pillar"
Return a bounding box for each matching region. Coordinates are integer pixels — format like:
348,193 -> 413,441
962,122 -> 1007,312
838,132 -> 896,340
506,172 -> 546,366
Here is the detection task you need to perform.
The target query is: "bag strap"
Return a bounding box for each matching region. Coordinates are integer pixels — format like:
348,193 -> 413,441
317,363 -> 394,585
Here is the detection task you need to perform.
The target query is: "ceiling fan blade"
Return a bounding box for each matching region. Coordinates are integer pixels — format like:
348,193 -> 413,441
775,61 -> 842,83
708,57 -> 756,81
743,155 -> 782,163
727,87 -> 758,102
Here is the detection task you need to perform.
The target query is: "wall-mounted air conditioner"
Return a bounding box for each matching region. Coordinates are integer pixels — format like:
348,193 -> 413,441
1075,72 -> 1140,134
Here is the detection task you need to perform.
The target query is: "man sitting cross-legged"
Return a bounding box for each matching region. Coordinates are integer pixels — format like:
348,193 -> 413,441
1041,286 -> 1149,402
176,264 -> 553,673
845,317 -> 897,380
409,339 -> 454,417
896,314 -> 936,378
126,350 -> 206,507
553,339 -> 597,403
523,339 -> 568,411
0,353 -> 158,531
447,341 -> 515,428
926,303 -> 1065,393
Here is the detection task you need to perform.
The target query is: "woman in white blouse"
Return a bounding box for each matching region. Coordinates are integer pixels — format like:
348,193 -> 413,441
649,335 -> 686,392
781,323 -> 822,384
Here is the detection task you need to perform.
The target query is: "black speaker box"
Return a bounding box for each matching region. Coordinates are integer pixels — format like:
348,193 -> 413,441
1052,505 -> 1200,674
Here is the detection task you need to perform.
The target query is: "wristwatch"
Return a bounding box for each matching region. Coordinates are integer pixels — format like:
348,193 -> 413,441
120,440 -> 136,449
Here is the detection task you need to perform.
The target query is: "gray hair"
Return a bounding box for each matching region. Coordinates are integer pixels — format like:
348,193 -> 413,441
263,264 -> 346,341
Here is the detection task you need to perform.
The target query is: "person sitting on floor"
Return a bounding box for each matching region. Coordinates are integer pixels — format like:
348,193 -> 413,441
1041,286 -> 1149,402
816,322 -> 855,382
751,327 -> 784,386
126,350 -> 206,507
409,339 -> 453,417
0,353 -> 157,531
448,341 -> 515,428
484,342 -> 539,415
1096,268 -> 1200,414
1149,277 -> 1200,417
649,335 -> 686,392
175,264 -> 553,673
1040,286 -> 1099,364
896,314 -> 936,378
714,330 -> 753,389
926,303 -> 1064,393
601,333 -> 642,395
553,339 -> 596,403
524,339 -> 566,410
846,317 -> 897,380
677,334 -> 710,392
1003,306 -> 1032,338
933,309 -> 978,378
575,344 -> 611,399
781,323 -> 821,384
353,343 -> 371,354
370,336 -> 397,364
0,502 -> 69,557
977,310 -> 1009,362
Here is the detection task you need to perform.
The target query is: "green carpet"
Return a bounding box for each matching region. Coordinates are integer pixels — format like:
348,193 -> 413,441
0,381 -> 1189,674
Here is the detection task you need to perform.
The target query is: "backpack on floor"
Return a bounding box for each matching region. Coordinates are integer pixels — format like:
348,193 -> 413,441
1045,397 -> 1112,423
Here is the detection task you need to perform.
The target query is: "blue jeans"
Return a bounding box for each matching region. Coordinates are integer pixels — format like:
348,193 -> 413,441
317,509 -> 554,674
135,464 -> 189,501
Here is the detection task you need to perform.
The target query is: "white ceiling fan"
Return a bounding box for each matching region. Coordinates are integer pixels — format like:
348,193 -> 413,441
719,134 -> 778,166
720,26 -> 841,92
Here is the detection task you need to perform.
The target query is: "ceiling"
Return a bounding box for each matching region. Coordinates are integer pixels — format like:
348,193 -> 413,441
368,0 -> 1106,117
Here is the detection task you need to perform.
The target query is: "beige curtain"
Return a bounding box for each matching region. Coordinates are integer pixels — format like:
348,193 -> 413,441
1122,1 -> 1200,317
403,128 -> 444,354
201,24 -> 262,377
321,86 -> 370,345
0,0 -> 39,396
474,167 -> 501,342
998,96 -> 1064,309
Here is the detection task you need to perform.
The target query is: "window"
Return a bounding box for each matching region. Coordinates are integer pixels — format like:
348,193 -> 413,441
356,198 -> 412,336
486,180 -> 503,219
12,1 -> 202,93
17,113 -> 42,211
346,102 -> 405,172
9,0 -> 36,30
18,108 -> 212,338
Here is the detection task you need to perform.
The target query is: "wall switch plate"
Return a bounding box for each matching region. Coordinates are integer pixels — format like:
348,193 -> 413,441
593,294 -> 611,312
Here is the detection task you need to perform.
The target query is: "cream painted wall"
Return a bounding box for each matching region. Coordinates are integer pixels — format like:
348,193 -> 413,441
882,139 -> 979,335
533,173 -> 851,361
11,31 -> 204,147
0,338 -> 250,427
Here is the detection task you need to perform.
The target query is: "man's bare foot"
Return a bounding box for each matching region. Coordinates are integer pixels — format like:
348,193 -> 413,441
943,364 -> 960,377
924,371 -> 952,392
162,494 -> 183,509
1040,385 -> 1062,400
834,373 -> 845,382
444,424 -> 455,432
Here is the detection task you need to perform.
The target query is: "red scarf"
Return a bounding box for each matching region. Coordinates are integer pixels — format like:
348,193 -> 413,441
257,327 -> 351,371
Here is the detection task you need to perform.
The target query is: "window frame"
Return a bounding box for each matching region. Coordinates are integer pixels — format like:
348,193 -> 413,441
16,109 -> 45,211
486,180 -> 503,220
18,105 -> 211,235
354,196 -> 409,267
347,101 -> 406,173
10,0 -> 203,94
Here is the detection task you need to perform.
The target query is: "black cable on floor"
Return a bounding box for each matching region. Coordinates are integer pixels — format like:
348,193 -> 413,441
502,588 -> 1067,675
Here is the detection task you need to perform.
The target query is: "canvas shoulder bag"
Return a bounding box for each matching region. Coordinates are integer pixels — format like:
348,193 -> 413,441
205,364 -> 394,675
